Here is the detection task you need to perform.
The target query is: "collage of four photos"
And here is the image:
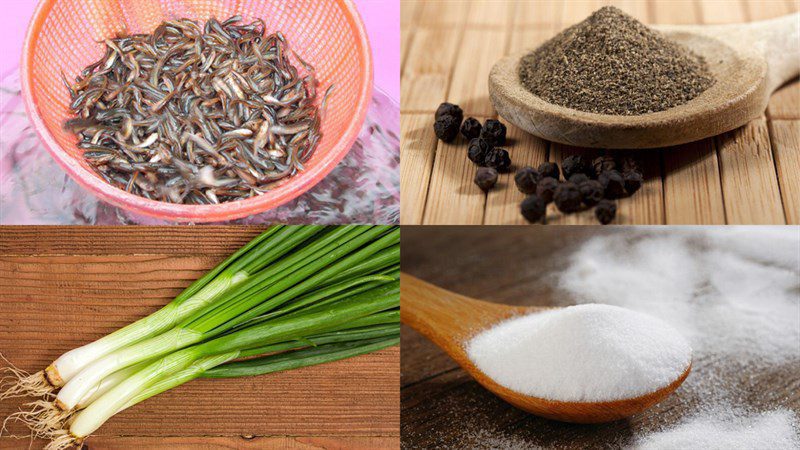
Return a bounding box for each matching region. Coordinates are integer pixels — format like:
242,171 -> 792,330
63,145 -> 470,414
0,0 -> 798,449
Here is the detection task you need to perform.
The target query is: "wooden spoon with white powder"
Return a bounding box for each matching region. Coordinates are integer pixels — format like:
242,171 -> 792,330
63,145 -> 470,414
400,274 -> 692,423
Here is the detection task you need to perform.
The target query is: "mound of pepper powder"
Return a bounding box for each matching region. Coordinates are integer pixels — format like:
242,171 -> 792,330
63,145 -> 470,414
519,6 -> 714,115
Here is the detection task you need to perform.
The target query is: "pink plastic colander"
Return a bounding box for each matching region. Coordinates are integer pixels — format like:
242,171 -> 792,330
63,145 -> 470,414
21,0 -> 372,222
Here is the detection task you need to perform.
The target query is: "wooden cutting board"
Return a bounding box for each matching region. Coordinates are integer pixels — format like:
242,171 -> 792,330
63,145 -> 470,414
0,226 -> 399,449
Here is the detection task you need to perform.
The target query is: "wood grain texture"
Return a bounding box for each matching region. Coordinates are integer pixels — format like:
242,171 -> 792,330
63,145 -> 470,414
0,227 -> 399,448
400,227 -> 800,449
399,0 -> 797,225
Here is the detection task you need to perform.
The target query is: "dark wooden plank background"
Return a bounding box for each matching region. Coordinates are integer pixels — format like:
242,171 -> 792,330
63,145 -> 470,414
0,226 -> 399,449
400,226 -> 800,448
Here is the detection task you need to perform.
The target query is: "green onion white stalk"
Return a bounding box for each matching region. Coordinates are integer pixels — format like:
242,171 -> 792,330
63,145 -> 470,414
0,226 -> 399,450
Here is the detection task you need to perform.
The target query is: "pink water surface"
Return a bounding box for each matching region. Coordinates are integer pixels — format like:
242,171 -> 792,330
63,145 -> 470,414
0,0 -> 399,101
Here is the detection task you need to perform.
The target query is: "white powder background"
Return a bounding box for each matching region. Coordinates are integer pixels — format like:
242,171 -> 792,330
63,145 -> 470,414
554,226 -> 800,448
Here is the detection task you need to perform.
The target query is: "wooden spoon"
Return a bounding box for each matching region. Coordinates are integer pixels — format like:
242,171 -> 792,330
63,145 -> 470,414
401,274 -> 691,423
488,13 -> 800,149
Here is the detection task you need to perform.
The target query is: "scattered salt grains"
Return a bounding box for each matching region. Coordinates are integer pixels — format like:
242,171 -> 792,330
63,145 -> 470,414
466,304 -> 692,402
556,227 -> 800,363
632,407 -> 800,450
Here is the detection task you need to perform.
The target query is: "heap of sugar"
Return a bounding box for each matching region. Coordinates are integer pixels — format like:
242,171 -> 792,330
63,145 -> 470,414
556,226 -> 800,364
634,407 -> 800,450
465,304 -> 692,402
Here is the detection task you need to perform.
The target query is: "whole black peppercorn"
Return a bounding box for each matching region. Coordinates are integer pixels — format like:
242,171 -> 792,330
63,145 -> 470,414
592,155 -> 616,175
474,167 -> 498,192
562,155 -> 589,180
514,166 -> 540,194
579,180 -> 604,207
599,169 -> 625,199
433,115 -> 460,142
595,199 -> 617,225
520,195 -> 547,223
537,162 -> 560,180
568,173 -> 589,185
484,148 -> 512,172
620,156 -> 640,174
554,182 -> 583,213
480,119 -> 507,146
467,138 -> 492,165
624,170 -> 644,194
536,176 -> 559,203
460,117 -> 482,140
435,102 -> 463,124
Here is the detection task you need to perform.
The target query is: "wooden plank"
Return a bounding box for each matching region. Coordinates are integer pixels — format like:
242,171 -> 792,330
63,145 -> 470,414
768,81 -> 800,120
400,0 -> 421,28
446,28 -> 508,117
715,118 -> 786,223
768,120 -> 800,223
698,0 -> 746,23
400,114 -> 438,224
483,118 -> 549,225
652,0 -> 727,224
662,140 -> 727,224
743,0 -> 791,19
561,0 -> 605,24
603,0 -> 651,23
0,226 -> 263,255
651,0 -> 701,24
0,228 -> 399,444
465,0 -> 516,27
514,0 -> 564,26
400,27 -> 462,112
422,130 -> 487,225
0,436 -> 400,450
416,0 -> 470,27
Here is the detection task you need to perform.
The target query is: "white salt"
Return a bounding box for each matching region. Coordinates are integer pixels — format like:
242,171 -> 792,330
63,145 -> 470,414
465,304 -> 692,402
557,227 -> 800,364
633,408 -> 800,450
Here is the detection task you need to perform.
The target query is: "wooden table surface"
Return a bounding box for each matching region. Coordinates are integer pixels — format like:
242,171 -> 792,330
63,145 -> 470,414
399,226 -> 800,448
0,227 -> 399,449
400,0 -> 800,225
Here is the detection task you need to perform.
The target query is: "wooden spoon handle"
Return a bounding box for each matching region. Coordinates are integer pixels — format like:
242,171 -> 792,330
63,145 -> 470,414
742,13 -> 800,93
660,13 -> 800,93
400,273 -> 534,346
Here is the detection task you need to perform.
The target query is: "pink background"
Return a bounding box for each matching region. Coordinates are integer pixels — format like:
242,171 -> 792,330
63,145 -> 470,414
0,0 -> 399,101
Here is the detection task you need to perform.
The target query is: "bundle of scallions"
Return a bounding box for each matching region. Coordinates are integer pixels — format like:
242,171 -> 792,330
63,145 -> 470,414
0,225 -> 399,450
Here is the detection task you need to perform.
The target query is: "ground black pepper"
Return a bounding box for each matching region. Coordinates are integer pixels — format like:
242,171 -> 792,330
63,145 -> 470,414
554,182 -> 583,213
467,138 -> 492,165
624,171 -> 644,194
521,195 -> 547,223
435,102 -> 463,123
579,180 -> 604,206
480,119 -> 507,146
537,162 -> 560,180
514,166 -> 540,194
595,199 -> 617,224
433,115 -> 460,142
460,117 -> 482,140
484,148 -> 512,172
518,6 -> 714,115
474,167 -> 498,192
599,169 -> 625,199
536,177 -> 559,203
